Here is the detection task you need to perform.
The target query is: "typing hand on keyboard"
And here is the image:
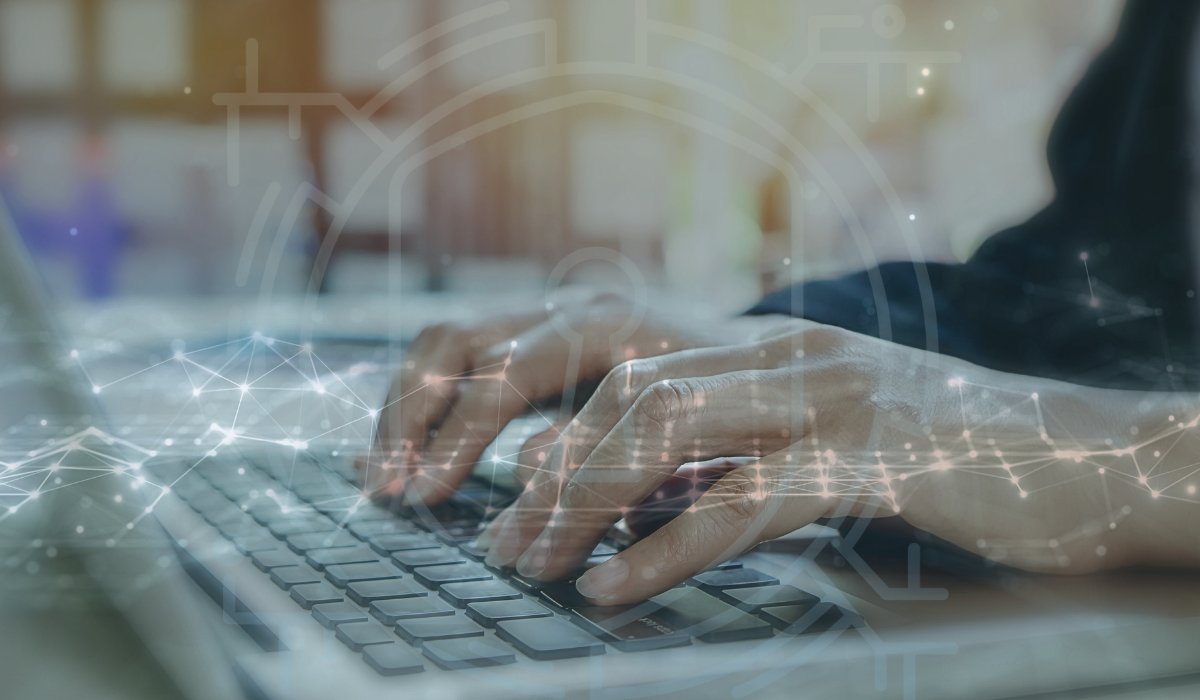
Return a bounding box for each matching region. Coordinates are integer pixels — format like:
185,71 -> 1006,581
358,293 -> 787,505
470,321 -> 1142,604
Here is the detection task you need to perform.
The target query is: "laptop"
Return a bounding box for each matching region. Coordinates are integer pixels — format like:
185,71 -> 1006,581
2,194 -> 1199,700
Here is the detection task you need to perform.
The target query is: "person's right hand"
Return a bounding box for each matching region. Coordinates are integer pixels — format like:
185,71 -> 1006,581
359,293 -> 788,505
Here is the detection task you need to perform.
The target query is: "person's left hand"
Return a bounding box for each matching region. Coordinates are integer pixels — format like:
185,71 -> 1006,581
475,321 -> 1138,605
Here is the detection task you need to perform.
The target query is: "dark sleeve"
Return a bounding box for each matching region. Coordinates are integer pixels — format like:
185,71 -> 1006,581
743,0 -> 1200,391
745,261 -> 989,368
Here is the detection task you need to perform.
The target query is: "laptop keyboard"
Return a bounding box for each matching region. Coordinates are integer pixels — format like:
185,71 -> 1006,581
148,454 -> 859,675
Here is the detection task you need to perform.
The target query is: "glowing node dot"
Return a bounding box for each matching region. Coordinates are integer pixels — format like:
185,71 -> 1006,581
1096,545 -> 1107,556
75,525 -> 84,533
192,388 -> 200,397
1098,467 -> 1106,474
944,20 -> 954,30
909,214 -> 916,220
921,67 -> 930,77
92,386 -> 101,394
1019,491 -> 1028,498
1189,485 -> 1196,495
916,88 -> 925,96
1151,491 -> 1160,498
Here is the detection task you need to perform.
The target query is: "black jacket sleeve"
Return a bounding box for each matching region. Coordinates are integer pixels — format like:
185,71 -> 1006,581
750,0 -> 1200,392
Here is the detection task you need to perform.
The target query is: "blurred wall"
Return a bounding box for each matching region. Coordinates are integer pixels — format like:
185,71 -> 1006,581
0,0 -> 1122,311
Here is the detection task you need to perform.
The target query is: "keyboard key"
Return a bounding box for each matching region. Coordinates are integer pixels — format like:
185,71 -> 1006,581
306,544 -> 378,570
335,621 -> 394,652
591,543 -> 619,557
570,604 -> 691,652
313,501 -> 364,518
718,585 -> 820,612
714,560 -> 743,571
349,519 -> 418,540
757,603 -> 862,634
270,565 -> 323,590
362,642 -> 425,676
344,505 -> 394,522
390,548 -> 467,572
231,533 -> 281,555
290,582 -> 344,609
650,588 -> 774,643
496,617 -> 607,660
251,549 -> 299,571
465,600 -> 552,628
369,533 -> 439,556
433,523 -> 480,545
216,515 -> 262,539
395,616 -> 485,646
347,579 -> 427,606
201,505 -> 249,529
325,561 -> 404,588
413,564 -> 491,589
370,597 -> 455,625
248,501 -> 310,525
268,516 -> 337,539
690,568 -> 778,591
439,581 -> 522,608
457,539 -> 487,561
312,601 -> 368,629
509,573 -> 552,594
286,530 -> 359,554
422,637 -> 516,670
538,581 -> 594,611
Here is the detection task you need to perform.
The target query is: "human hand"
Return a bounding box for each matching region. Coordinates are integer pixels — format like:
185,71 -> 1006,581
477,322 -> 1152,604
359,292 -> 790,505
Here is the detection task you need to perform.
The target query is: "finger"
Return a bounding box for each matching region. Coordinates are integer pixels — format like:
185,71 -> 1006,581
574,459 -> 831,604
485,341 -> 797,570
407,308 -> 649,505
624,459 -> 747,538
355,453 -> 406,500
378,326 -> 475,471
516,368 -> 802,580
377,314 -> 546,484
475,504 -> 514,553
513,426 -> 561,487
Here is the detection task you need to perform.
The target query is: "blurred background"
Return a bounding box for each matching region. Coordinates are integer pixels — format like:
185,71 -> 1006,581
0,0 -> 1123,315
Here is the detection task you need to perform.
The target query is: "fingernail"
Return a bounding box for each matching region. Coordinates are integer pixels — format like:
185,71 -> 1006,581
485,516 -> 521,567
575,557 -> 629,601
516,536 -> 550,578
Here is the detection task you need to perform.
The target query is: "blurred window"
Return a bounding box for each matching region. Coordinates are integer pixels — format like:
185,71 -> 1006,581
324,119 -> 425,235
100,0 -> 190,93
0,0 -> 80,93
322,0 -> 419,90
570,117 -> 672,240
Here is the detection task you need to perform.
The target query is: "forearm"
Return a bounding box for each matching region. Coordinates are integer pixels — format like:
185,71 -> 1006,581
885,359 -> 1200,572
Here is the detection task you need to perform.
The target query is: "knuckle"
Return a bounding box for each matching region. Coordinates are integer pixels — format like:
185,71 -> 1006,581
708,471 -> 763,524
599,359 -> 658,402
804,325 -> 853,351
633,380 -> 692,434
